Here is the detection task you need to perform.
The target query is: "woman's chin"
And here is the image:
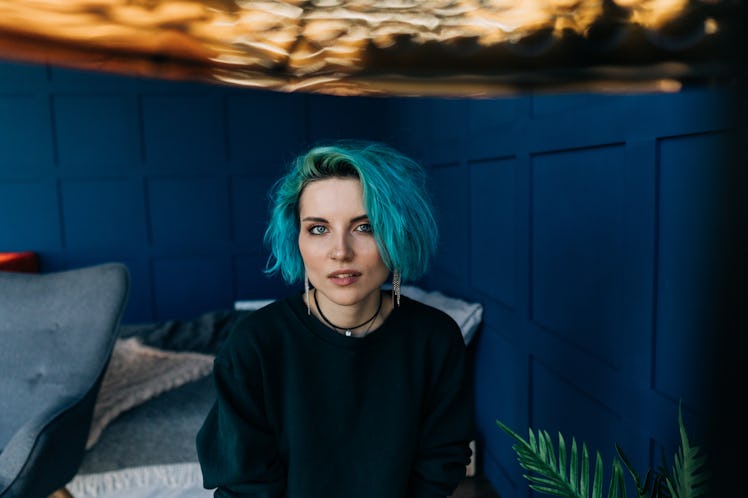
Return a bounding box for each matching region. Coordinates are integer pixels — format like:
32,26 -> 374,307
317,286 -> 380,308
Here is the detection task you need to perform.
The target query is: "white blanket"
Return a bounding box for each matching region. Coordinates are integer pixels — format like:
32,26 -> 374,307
69,464 -> 212,498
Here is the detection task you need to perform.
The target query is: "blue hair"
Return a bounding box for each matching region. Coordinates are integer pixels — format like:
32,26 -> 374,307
263,140 -> 438,285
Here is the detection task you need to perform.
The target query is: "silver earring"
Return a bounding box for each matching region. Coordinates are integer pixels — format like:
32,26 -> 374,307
392,270 -> 401,307
305,272 -> 311,315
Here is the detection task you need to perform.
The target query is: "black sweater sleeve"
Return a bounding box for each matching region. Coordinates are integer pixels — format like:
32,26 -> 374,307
409,327 -> 475,498
196,347 -> 286,498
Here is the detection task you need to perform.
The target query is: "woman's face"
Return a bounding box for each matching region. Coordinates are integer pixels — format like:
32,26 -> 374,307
298,177 -> 389,309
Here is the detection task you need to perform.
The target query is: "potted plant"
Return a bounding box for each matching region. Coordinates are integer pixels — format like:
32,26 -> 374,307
496,402 -> 708,498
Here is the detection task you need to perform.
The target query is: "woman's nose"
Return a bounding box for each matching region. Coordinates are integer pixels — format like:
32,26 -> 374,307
330,233 -> 353,261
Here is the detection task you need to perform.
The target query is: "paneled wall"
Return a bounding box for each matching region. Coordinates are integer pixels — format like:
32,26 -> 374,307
0,62 -> 391,323
387,92 -> 733,497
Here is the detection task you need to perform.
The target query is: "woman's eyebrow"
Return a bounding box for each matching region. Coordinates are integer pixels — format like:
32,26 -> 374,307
301,215 -> 369,223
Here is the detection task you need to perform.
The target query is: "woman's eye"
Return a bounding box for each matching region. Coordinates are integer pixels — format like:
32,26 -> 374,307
309,225 -> 327,235
355,223 -> 373,233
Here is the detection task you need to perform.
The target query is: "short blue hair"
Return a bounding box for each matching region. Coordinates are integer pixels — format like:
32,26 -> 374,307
264,140 -> 438,285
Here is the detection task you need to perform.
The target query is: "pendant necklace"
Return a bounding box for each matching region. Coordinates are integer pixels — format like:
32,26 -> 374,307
314,289 -> 382,337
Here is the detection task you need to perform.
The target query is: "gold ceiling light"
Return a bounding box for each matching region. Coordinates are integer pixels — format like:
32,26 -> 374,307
0,0 -> 738,96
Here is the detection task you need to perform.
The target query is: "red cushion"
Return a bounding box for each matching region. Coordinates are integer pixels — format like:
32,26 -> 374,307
0,252 -> 40,273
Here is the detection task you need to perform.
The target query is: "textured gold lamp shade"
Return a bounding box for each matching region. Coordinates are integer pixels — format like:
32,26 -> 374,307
0,0 -> 738,96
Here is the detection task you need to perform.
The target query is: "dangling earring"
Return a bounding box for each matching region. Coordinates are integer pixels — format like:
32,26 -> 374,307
305,272 -> 311,315
392,270 -> 401,307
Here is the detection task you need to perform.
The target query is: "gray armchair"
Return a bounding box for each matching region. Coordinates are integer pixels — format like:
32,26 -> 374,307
0,263 -> 130,498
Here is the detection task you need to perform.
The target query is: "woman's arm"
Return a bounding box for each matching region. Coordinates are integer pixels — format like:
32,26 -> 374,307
196,352 -> 286,498
409,328 -> 475,498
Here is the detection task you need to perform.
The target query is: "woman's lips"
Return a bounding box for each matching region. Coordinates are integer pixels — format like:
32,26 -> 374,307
328,272 -> 361,286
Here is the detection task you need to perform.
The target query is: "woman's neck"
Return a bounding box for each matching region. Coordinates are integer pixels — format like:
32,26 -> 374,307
310,289 -> 387,336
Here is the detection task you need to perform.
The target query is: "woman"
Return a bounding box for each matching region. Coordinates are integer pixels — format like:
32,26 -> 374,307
196,140 -> 474,498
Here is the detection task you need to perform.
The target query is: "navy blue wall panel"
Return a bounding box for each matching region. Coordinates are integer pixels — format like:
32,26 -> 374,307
142,94 -> 224,169
532,358 -> 650,480
0,180 -> 60,248
53,95 -> 141,169
473,323 -> 529,496
226,93 -> 306,167
307,94 -> 396,143
0,95 -> 55,170
231,174 -> 277,249
469,158 -> 517,309
147,176 -> 231,250
388,88 -> 732,497
430,162 -> 470,283
61,178 -> 148,248
656,132 -> 730,409
152,256 -> 234,319
531,145 -> 629,367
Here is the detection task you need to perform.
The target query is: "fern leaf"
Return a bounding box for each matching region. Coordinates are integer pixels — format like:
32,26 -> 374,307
606,459 -> 627,498
530,484 -> 574,496
527,474 -> 574,495
617,442 -> 652,498
656,448 -> 674,498
526,475 -> 566,488
543,430 -> 558,473
570,438 -> 579,494
580,442 -> 590,497
559,432 -> 568,481
667,403 -> 709,498
593,451 -> 604,498
539,429 -> 551,467
497,420 -> 581,498
497,420 -> 628,498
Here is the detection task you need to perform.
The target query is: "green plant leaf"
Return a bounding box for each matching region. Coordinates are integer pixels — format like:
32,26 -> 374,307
667,402 -> 709,498
497,420 -> 627,498
497,401 -> 709,498
606,459 -> 626,498
543,430 -> 558,473
580,442 -> 590,497
497,420 -> 581,497
617,442 -> 654,497
592,451 -> 604,498
567,438 -> 577,494
559,432 -> 568,482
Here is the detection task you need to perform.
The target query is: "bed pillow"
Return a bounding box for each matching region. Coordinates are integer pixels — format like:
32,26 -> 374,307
400,285 -> 483,345
87,337 -> 214,449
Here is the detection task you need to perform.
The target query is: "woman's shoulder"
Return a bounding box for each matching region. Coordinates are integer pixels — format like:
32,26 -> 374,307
216,295 -> 297,359
399,295 -> 464,345
401,294 -> 456,323
233,296 -> 291,327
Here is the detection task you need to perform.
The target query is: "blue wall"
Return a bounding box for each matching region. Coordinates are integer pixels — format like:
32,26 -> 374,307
0,60 -> 734,497
0,62 -> 392,323
385,93 -> 732,497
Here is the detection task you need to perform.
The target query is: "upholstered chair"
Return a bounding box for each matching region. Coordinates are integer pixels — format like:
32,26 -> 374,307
0,263 -> 130,498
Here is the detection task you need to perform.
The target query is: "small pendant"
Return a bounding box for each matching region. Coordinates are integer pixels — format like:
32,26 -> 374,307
345,330 -> 352,337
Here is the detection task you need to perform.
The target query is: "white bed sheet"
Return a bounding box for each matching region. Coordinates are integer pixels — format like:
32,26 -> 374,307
69,463 -> 211,498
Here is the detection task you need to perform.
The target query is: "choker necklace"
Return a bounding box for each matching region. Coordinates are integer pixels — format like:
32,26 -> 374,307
314,289 -> 382,337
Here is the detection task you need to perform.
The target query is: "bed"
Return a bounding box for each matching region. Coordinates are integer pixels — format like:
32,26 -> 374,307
68,287 -> 483,498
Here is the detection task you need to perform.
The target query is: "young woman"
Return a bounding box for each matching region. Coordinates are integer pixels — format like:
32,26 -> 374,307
196,140 -> 474,498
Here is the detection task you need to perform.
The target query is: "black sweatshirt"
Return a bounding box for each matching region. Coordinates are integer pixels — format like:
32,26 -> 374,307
196,292 -> 474,498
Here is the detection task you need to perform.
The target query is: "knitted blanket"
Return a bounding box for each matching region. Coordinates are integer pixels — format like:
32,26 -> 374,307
87,338 -> 214,449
